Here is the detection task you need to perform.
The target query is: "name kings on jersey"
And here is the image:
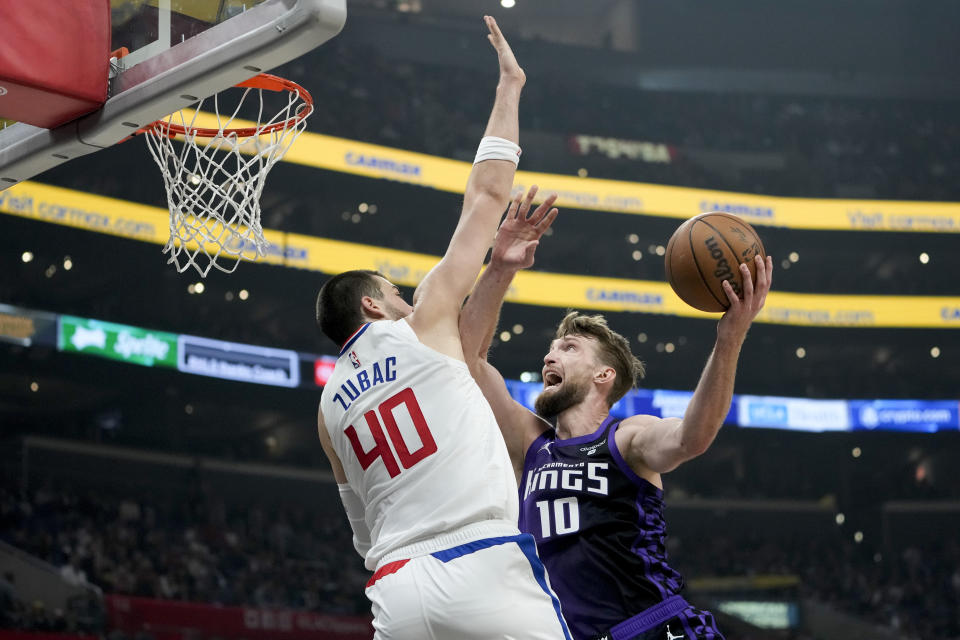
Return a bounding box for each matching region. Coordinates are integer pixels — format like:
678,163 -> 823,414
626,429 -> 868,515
523,461 -> 610,500
332,356 -> 397,412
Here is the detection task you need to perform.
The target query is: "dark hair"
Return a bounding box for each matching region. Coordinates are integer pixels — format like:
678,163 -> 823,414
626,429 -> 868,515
555,310 -> 645,408
316,270 -> 384,347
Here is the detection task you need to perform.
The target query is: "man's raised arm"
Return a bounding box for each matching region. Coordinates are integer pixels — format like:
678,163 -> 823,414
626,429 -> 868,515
459,187 -> 558,466
623,255 -> 774,474
410,17 -> 526,335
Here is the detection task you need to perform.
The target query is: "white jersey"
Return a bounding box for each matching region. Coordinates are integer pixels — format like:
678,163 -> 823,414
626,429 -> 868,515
320,319 -> 519,570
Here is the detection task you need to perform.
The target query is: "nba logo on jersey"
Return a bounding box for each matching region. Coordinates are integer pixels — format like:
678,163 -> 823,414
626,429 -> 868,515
349,351 -> 361,369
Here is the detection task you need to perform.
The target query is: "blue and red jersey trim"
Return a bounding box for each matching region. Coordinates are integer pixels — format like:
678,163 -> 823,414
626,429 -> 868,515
339,323 -> 371,356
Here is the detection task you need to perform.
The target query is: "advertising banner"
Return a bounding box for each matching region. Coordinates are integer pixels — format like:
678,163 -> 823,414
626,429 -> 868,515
0,181 -> 288,266
105,595 -> 372,640
569,135 -> 674,164
0,182 -> 167,244
715,600 -> 800,629
5,183 -> 960,328
651,389 -> 695,418
737,396 -> 850,432
314,354 -> 338,386
3,304 -> 951,432
58,315 -> 178,368
10,111 -> 958,233
503,383 -> 732,423
178,335 -> 300,387
178,113 -> 960,232
849,400 -> 959,432
0,303 -> 57,347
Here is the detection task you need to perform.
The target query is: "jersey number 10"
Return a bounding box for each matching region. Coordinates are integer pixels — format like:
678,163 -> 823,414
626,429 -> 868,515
535,497 -> 580,538
345,387 -> 438,478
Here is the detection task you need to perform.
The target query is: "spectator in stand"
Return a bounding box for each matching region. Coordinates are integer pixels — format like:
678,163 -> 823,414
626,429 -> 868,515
297,29 -> 960,201
1,480 -> 370,615
0,572 -> 21,630
60,555 -> 89,587
2,474 -> 957,638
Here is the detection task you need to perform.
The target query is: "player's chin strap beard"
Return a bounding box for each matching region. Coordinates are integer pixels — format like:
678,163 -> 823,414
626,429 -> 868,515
535,380 -> 588,418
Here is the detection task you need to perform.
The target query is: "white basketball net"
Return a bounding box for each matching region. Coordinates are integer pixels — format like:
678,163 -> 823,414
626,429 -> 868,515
144,81 -> 311,277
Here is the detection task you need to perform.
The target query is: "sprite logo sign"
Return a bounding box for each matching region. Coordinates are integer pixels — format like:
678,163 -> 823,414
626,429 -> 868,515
58,315 -> 178,368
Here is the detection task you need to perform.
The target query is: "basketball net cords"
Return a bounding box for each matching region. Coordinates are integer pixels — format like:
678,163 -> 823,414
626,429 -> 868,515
144,85 -> 309,277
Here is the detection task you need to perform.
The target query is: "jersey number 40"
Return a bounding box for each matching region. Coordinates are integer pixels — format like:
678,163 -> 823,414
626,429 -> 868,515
345,387 -> 438,478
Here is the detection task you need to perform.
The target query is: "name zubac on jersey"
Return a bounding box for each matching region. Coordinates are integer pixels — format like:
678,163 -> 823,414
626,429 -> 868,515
331,356 -> 397,412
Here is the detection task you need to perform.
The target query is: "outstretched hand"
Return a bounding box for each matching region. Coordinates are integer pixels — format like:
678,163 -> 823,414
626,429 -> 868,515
485,15 -> 525,88
491,185 -> 559,271
718,254 -> 773,343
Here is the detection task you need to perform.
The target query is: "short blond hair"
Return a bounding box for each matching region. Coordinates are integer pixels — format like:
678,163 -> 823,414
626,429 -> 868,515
555,310 -> 645,407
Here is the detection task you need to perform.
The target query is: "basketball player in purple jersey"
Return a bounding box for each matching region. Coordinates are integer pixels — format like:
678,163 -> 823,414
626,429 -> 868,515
460,188 -> 773,640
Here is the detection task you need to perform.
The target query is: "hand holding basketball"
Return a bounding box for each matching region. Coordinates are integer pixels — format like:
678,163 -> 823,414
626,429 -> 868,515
664,212 -> 768,312
717,253 -> 773,341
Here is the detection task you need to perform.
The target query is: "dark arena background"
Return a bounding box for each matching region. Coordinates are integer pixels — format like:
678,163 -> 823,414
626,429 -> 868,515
2,1 -> 960,639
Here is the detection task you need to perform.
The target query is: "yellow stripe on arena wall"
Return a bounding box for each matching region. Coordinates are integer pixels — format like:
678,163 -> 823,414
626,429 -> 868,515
179,110 -> 960,233
4,182 -> 960,329
0,180 -> 288,265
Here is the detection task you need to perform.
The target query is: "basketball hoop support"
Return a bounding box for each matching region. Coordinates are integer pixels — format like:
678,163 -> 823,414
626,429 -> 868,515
0,0 -> 345,190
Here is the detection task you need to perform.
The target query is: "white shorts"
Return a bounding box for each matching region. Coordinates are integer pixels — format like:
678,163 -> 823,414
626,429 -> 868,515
365,533 -> 571,640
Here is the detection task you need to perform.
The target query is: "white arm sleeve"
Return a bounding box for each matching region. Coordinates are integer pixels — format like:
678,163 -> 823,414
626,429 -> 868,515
338,483 -> 372,558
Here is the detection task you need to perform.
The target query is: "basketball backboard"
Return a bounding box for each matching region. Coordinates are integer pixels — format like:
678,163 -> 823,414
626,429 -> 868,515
0,0 -> 346,190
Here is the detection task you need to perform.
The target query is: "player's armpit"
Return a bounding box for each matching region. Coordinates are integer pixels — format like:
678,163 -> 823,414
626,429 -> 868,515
317,405 -> 349,484
406,312 -> 467,363
470,359 -> 549,467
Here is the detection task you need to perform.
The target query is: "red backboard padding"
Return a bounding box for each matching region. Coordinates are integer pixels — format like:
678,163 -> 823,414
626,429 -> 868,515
0,0 -> 110,128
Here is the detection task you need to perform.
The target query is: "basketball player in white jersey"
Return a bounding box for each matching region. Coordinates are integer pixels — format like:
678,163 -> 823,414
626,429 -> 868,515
315,17 -> 570,640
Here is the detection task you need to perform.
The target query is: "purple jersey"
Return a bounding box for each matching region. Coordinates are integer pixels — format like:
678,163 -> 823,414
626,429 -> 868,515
519,415 -> 685,640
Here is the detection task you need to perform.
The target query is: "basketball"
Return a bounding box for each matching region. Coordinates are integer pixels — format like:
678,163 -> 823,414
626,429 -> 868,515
664,212 -> 767,312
